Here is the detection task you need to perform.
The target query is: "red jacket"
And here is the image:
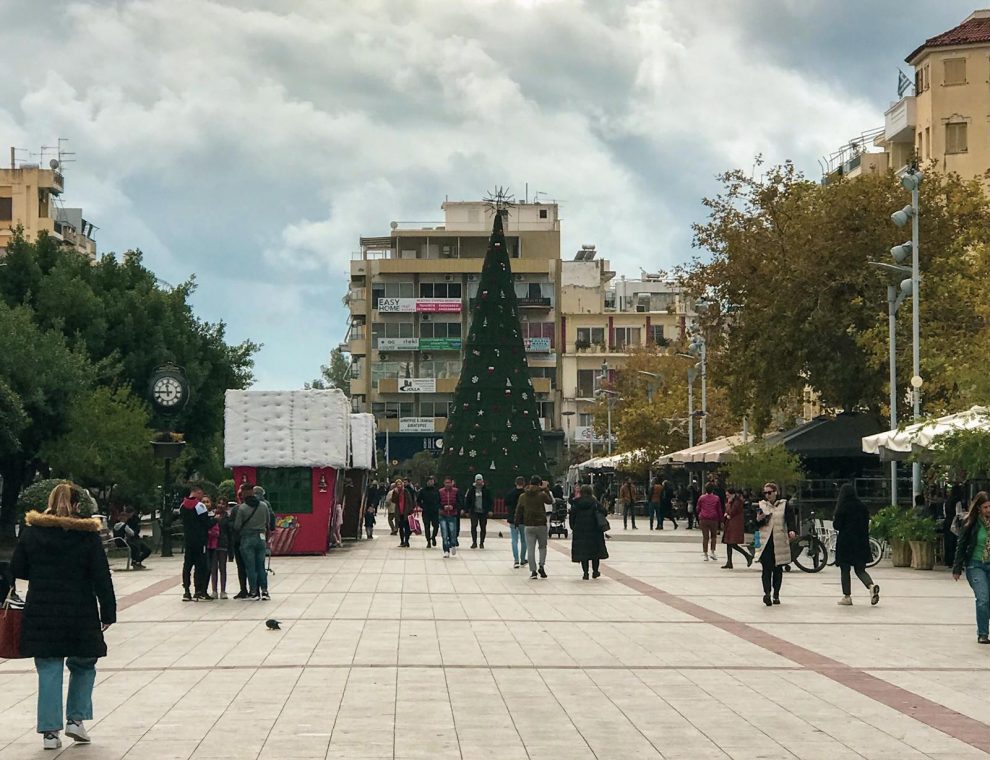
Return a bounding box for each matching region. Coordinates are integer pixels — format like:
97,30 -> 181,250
695,493 -> 723,522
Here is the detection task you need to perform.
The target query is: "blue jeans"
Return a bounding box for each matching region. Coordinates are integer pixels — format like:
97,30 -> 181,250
241,533 -> 268,594
36,657 -> 97,733
510,524 -> 528,563
439,516 -> 459,552
966,561 -> 990,636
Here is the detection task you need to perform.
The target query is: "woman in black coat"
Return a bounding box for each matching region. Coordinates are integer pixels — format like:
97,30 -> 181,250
11,483 -> 116,750
832,484 -> 879,606
569,485 -> 609,579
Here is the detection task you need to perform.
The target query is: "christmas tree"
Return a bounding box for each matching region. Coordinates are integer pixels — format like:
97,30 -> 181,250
438,205 -> 549,495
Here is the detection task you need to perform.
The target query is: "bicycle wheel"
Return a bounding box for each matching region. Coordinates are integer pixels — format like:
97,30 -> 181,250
791,535 -> 828,573
866,537 -> 884,568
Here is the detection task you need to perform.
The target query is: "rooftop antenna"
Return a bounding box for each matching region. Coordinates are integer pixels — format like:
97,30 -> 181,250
483,186 -> 515,215
41,138 -> 75,172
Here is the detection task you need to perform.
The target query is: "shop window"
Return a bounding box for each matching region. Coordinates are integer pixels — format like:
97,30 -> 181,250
255,467 -> 313,514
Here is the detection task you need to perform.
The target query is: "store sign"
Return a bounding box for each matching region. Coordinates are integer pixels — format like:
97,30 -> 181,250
378,298 -> 461,313
524,337 -> 551,352
419,338 -> 462,351
575,426 -> 606,443
399,417 -> 436,433
377,337 -> 419,350
397,378 -> 436,393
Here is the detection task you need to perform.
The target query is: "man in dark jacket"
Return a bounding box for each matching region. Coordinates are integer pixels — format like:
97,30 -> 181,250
234,484 -> 274,600
178,486 -> 214,601
113,506 -> 151,568
467,474 -> 493,548
515,476 -> 554,578
417,476 -> 441,548
504,476 -> 528,568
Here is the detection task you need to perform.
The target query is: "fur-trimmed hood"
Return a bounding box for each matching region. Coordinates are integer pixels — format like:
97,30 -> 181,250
23,510 -> 102,532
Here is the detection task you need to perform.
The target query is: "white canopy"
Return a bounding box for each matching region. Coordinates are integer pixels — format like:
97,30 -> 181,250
861,405 -> 990,461
656,434 -> 765,466
571,449 -> 646,472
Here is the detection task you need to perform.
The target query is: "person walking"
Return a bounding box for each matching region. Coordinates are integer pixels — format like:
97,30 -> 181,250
364,499 -> 377,539
945,483 -> 966,568
721,487 -> 753,569
619,477 -> 637,530
388,478 -> 415,548
696,483 -> 723,561
467,474 -> 493,549
659,479 -> 678,530
569,485 -> 608,579
833,484 -> 880,606
438,476 -> 461,557
515,475 -> 554,579
417,476 -> 441,548
504,476 -> 528,568
11,483 -> 116,750
647,479 -> 662,530
953,491 -> 990,642
753,482 -> 797,606
233,483 -> 273,600
386,484 -> 398,535
179,486 -> 214,601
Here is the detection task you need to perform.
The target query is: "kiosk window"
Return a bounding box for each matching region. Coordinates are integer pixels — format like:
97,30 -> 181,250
255,467 -> 313,514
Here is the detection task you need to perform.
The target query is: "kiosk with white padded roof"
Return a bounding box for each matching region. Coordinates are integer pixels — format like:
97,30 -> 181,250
337,414 -> 378,541
224,390 -> 350,555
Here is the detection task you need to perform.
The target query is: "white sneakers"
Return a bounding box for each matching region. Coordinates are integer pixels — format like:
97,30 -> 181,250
443,551 -> 450,558
43,732 -> 61,750
837,595 -> 853,606
450,546 -> 457,556
709,552 -> 718,561
66,720 -> 90,743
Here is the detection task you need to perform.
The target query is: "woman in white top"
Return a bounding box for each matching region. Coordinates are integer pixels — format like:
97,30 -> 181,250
753,482 -> 798,606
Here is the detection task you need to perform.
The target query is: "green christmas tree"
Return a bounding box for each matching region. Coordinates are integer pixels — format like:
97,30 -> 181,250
438,206 -> 548,495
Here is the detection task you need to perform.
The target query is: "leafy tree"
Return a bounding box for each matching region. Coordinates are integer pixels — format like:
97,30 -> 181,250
399,451 -> 439,485
926,428 -> 990,482
306,347 -> 351,395
686,160 -> 990,433
725,443 -> 805,492
41,386 -> 156,509
16,479 -> 98,521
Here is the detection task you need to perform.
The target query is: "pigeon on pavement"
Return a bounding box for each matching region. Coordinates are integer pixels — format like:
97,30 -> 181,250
265,619 -> 281,630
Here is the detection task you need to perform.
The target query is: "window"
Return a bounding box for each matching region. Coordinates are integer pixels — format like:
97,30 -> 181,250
576,327 -> 605,346
0,197 -> 10,221
944,57 -> 966,86
420,400 -> 451,418
255,467 -> 313,514
371,320 -> 415,341
923,64 -> 930,91
527,366 -> 555,380
516,281 -> 550,300
520,321 -> 554,347
537,400 -> 554,420
419,320 -> 461,339
419,359 -> 461,378
371,361 -> 411,389
946,122 -> 968,154
613,327 -> 641,349
577,369 -> 597,398
420,282 -> 462,299
371,281 -> 414,308
578,413 -> 594,426
372,401 -> 414,419
925,126 -> 931,159
648,325 -> 666,345
539,208 -> 548,219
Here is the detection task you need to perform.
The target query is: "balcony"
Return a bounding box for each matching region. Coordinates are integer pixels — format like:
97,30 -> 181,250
469,296 -> 553,310
884,96 -> 916,143
377,376 -> 551,395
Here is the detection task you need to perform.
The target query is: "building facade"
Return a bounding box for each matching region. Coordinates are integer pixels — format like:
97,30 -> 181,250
0,153 -> 97,259
346,200 -> 564,463
559,257 -> 694,449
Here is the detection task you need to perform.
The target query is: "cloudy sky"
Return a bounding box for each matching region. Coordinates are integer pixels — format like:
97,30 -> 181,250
0,0 -> 976,388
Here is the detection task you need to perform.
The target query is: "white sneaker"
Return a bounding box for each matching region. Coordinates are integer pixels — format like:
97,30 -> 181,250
451,547 -> 457,556
837,596 -> 853,606
65,720 -> 90,743
43,732 -> 61,750
220,592 -> 228,600
443,551 -> 450,558
709,553 -> 718,561
513,562 -> 519,568
703,554 -> 709,561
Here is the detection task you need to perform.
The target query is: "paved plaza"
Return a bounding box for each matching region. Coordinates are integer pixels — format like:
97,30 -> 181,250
1,524 -> 989,760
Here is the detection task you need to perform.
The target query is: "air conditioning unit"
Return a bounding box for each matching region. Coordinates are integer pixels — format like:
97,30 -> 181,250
422,314 -> 431,321
468,274 -> 478,282
444,274 -> 453,281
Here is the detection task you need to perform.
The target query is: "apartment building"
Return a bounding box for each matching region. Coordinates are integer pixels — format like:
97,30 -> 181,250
827,10 -> 990,183
345,200 -> 564,463
559,253 -> 694,447
0,153 -> 97,259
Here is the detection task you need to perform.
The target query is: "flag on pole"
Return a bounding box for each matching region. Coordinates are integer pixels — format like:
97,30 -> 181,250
897,69 -> 913,98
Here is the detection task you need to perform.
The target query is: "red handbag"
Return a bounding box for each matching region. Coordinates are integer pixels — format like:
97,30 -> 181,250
0,590 -> 24,659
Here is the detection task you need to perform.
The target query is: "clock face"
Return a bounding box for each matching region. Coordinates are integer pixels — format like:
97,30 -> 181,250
152,376 -> 184,408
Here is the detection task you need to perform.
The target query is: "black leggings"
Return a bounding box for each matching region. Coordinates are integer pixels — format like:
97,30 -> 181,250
839,564 -> 874,595
760,541 -> 783,597
580,559 -> 600,574
725,544 -> 753,565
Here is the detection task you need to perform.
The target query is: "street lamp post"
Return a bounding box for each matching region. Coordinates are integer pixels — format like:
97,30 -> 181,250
891,168 -> 923,499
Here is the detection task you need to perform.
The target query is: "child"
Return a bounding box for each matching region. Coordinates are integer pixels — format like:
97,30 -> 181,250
364,500 -> 376,539
210,501 -> 232,599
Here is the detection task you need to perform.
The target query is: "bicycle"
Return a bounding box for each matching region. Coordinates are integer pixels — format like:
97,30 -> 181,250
789,511 -> 829,573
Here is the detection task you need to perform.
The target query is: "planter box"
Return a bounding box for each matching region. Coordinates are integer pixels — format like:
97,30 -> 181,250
891,538 -> 912,567
909,540 -> 936,570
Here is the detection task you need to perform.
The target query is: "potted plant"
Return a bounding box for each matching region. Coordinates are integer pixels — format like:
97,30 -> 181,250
902,514 -> 938,570
575,339 -> 590,352
871,505 -> 912,566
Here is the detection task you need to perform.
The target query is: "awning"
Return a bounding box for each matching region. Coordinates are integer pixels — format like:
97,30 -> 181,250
862,406 -> 990,461
780,413 -> 886,458
657,434 -> 757,466
571,449 -> 646,472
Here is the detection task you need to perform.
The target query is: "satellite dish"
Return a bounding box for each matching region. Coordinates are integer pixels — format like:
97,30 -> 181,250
49,159 -> 60,170
390,221 -> 398,230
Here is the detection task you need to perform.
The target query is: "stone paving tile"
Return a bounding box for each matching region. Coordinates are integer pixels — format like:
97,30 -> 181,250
2,529 -> 990,759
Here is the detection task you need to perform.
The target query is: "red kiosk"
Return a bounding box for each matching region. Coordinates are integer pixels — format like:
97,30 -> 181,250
224,390 -> 350,555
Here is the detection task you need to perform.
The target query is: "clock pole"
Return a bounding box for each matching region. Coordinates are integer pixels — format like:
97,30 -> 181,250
148,364 -> 190,557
